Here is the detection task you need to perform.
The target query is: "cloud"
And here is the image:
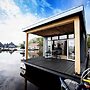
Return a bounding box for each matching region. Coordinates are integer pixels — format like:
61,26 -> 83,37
0,0 -> 21,19
40,0 -> 53,9
39,0 -> 54,15
53,8 -> 62,15
86,0 -> 90,7
0,0 -> 39,44
29,0 -> 53,17
31,0 -> 38,7
30,0 -> 53,9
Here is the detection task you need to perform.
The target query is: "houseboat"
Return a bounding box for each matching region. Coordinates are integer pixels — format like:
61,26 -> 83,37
20,6 -> 88,90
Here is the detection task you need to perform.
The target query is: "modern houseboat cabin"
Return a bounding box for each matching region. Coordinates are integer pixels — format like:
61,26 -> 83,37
21,6 -> 88,89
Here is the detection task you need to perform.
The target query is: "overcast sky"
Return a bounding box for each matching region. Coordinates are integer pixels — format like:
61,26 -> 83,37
0,0 -> 90,45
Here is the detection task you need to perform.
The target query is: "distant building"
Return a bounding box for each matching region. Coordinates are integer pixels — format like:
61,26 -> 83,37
8,42 -> 17,48
3,42 -> 17,49
0,42 -> 3,49
3,43 -> 9,49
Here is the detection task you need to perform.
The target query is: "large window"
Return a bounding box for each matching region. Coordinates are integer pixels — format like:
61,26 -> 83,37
46,34 -> 75,60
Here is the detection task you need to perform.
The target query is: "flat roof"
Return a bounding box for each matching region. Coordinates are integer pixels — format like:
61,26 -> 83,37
23,6 -> 83,31
24,6 -> 86,37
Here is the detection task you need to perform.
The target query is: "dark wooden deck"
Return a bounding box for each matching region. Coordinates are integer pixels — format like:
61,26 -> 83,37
24,57 -> 80,82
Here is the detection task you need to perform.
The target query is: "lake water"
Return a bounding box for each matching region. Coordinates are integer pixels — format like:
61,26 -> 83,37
0,51 -> 38,90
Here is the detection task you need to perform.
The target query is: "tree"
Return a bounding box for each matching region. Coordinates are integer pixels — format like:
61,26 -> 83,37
20,41 -> 25,49
87,35 -> 90,48
36,37 -> 43,46
36,37 -> 43,56
29,37 -> 43,46
29,37 -> 43,56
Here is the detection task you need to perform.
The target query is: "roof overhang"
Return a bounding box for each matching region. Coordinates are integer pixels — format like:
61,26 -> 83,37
23,6 -> 86,37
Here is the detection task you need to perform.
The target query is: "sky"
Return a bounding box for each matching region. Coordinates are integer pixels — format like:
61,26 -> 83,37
0,0 -> 90,45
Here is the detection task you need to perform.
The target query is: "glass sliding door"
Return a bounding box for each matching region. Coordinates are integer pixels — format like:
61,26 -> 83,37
46,34 -> 75,60
67,39 -> 75,60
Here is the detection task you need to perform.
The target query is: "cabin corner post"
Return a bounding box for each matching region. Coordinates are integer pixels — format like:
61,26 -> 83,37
25,33 -> 29,61
74,17 -> 80,74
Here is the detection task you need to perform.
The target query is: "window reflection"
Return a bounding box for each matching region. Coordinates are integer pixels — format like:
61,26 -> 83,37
68,39 -> 75,60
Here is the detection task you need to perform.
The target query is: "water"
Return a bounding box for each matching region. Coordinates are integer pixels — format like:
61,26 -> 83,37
0,51 -> 38,90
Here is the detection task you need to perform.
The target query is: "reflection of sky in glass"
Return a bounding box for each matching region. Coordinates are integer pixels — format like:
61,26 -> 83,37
69,39 -> 74,46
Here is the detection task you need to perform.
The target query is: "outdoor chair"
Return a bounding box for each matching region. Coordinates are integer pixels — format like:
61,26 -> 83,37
45,49 -> 52,58
52,48 -> 62,59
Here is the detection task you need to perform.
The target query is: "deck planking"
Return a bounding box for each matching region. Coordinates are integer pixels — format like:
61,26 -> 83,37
23,57 -> 81,82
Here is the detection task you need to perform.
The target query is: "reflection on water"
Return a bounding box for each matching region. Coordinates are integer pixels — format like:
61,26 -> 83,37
0,51 -> 23,89
0,50 -> 15,54
0,51 -> 22,75
0,50 -> 38,90
0,49 -> 43,72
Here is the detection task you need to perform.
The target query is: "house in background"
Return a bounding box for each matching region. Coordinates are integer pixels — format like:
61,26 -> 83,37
3,42 -> 17,51
0,42 -> 3,49
3,43 -> 9,49
21,6 -> 88,89
8,42 -> 17,48
29,43 -> 39,50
